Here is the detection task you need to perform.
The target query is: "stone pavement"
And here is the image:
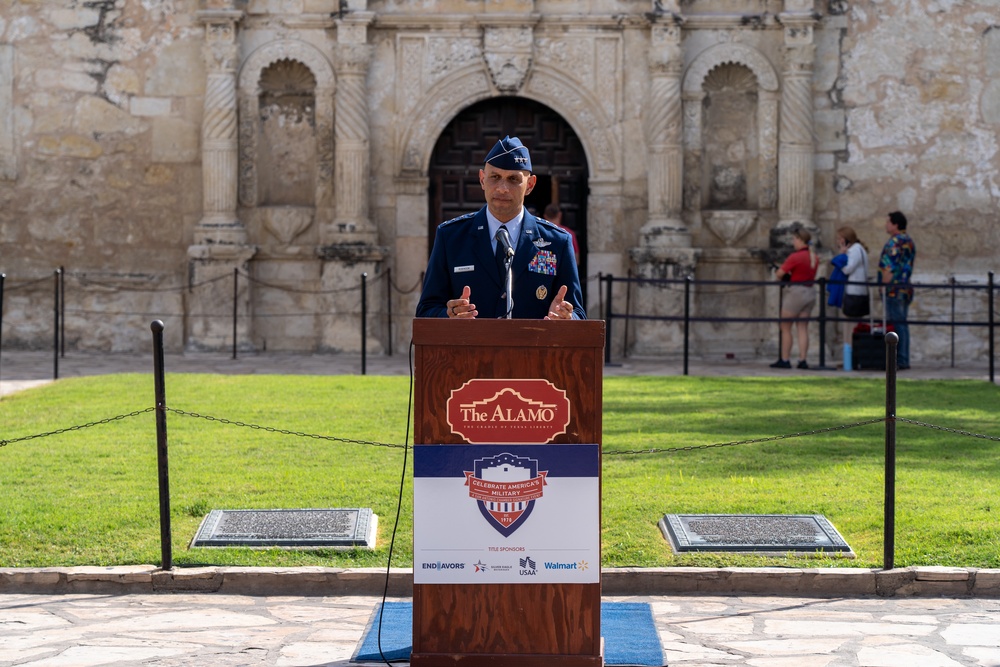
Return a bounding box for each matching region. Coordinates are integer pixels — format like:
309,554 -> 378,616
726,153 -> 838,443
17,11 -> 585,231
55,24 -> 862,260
2,589 -> 999,666
1,350 -> 999,666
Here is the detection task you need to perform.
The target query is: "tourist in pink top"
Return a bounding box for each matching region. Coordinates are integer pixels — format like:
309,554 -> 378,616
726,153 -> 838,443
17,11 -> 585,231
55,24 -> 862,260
770,228 -> 819,369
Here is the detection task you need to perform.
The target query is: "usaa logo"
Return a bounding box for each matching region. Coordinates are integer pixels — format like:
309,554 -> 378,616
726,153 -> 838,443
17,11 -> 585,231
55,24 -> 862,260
518,556 -> 537,575
421,562 -> 465,570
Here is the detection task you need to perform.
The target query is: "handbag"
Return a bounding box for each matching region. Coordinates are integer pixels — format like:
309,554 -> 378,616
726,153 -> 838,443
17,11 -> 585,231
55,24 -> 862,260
842,245 -> 871,318
842,293 -> 870,318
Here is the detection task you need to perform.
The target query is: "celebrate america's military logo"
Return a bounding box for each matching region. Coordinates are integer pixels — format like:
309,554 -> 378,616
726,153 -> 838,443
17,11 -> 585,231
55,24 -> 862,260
465,452 -> 547,537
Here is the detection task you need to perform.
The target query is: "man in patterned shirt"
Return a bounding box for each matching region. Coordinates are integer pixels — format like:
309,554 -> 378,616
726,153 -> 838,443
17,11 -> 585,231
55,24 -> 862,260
879,211 -> 916,369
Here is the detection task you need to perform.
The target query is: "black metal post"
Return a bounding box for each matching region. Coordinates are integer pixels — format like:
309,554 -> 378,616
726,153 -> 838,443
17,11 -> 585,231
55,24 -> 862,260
683,276 -> 691,376
883,331 -> 898,571
604,274 -> 613,364
53,269 -> 60,380
361,272 -> 368,376
0,273 -> 5,396
989,272 -> 995,384
386,268 -> 393,357
597,272 -> 604,323
150,320 -> 173,571
815,277 -> 831,370
623,269 -> 632,359
232,268 -> 238,360
949,276 -> 956,368
777,284 -> 784,363
59,266 -> 65,358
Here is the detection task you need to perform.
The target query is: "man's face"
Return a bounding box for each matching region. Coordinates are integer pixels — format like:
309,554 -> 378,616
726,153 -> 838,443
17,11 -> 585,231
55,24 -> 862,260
480,163 -> 536,223
885,216 -> 899,235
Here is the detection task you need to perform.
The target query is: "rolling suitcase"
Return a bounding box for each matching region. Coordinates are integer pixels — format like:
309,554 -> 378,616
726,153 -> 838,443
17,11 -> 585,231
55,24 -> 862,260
851,288 -> 893,370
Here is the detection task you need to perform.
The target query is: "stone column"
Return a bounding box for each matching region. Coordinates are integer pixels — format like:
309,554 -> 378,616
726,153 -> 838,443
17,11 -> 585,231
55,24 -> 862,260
195,8 -> 245,245
640,21 -> 690,248
630,19 -> 700,355
0,44 -> 16,181
776,14 -> 818,234
188,5 -> 257,352
328,18 -> 376,245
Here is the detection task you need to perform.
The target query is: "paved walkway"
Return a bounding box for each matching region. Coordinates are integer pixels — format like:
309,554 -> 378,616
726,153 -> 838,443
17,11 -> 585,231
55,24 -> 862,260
2,591 -> 999,666
1,350 -> 998,666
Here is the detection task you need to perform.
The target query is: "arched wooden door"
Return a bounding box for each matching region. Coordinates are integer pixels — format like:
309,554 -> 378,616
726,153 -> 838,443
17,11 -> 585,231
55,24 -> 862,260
428,97 -> 590,289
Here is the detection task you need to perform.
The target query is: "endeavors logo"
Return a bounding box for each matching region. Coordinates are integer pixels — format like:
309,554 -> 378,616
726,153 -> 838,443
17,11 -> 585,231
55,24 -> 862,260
421,562 -> 465,570
465,452 -> 547,538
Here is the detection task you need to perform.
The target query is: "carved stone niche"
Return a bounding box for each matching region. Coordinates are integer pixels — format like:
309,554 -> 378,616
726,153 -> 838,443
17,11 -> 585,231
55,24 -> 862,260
258,61 -> 317,199
701,64 -> 759,211
243,58 -> 325,252
682,43 -> 780,221
238,40 -> 336,248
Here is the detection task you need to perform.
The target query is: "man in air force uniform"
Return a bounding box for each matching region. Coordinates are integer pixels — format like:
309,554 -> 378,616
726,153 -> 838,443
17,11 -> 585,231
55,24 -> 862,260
415,136 -> 585,320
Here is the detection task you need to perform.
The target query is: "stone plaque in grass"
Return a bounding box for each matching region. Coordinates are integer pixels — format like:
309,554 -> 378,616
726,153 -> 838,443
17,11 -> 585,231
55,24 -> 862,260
659,514 -> 853,556
191,508 -> 377,549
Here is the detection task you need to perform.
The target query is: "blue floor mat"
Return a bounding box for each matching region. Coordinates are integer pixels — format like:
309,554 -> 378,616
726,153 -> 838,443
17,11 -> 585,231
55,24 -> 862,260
353,600 -> 665,666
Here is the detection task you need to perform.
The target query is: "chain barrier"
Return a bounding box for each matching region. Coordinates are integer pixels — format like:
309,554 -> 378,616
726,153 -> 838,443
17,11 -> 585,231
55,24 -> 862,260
3,275 -> 53,291
164,407 -> 407,449
4,411 -> 998,454
897,417 -> 1000,442
73,271 -> 230,293
0,408 -> 156,448
389,274 -> 423,295
603,417 -> 887,456
241,271 -> 363,295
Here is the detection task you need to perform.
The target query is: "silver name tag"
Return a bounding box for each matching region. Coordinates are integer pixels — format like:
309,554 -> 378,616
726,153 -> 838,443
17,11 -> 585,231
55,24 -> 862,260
454,265 -> 474,273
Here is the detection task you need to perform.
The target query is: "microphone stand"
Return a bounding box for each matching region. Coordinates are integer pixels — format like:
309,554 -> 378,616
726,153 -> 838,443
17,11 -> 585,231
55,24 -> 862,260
503,247 -> 514,319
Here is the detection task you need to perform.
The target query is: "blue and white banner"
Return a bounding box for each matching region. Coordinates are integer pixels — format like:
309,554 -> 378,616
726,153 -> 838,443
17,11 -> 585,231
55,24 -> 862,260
414,444 -> 600,584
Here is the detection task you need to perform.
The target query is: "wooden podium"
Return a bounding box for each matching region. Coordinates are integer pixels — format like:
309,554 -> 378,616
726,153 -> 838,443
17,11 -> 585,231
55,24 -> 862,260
411,318 -> 605,667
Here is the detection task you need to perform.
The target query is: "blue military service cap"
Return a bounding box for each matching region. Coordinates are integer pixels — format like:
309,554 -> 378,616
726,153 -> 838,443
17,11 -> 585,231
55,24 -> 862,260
484,135 -> 532,172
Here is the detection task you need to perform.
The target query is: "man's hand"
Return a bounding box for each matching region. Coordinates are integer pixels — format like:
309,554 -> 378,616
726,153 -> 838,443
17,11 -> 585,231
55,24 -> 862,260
544,285 -> 575,320
447,286 -> 477,318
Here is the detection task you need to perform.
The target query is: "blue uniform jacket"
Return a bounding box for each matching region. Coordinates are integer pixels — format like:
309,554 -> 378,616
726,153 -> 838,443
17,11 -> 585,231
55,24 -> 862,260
415,206 -> 586,320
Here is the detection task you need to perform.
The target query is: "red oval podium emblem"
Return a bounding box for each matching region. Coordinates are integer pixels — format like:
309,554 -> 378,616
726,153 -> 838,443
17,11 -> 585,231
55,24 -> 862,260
446,379 -> 571,444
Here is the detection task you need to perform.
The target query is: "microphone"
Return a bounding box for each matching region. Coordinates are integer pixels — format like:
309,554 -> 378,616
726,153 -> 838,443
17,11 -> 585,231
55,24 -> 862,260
497,226 -> 514,266
496,226 -> 514,318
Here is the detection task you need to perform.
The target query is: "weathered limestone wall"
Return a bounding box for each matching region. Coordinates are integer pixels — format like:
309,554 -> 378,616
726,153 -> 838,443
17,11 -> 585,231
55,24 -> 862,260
836,1 -> 1000,271
815,0 -> 1000,365
0,0 -> 997,363
0,0 -> 204,351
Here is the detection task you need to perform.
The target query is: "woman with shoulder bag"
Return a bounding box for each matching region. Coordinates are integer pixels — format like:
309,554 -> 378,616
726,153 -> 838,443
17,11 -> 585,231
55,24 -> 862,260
835,226 -> 870,369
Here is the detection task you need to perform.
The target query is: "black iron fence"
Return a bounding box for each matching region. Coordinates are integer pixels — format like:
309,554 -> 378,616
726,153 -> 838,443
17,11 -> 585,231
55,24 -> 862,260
598,272 -> 997,382
0,267 -> 424,380
1,267 -> 996,383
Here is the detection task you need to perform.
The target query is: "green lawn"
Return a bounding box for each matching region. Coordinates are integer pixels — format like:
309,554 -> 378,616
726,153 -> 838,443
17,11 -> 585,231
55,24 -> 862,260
1,373 -> 997,569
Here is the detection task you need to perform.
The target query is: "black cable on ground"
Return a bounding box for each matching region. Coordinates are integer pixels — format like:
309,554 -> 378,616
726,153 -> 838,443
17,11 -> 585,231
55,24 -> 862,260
376,338 -> 414,664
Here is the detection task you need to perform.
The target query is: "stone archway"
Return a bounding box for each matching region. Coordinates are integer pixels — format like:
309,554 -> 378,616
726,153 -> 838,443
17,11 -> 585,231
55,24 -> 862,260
236,40 -> 336,227
682,42 -> 780,223
426,96 -> 590,285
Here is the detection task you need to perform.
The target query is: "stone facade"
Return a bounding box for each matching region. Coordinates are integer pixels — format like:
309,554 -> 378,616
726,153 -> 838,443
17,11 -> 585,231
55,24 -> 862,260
0,0 -> 997,363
